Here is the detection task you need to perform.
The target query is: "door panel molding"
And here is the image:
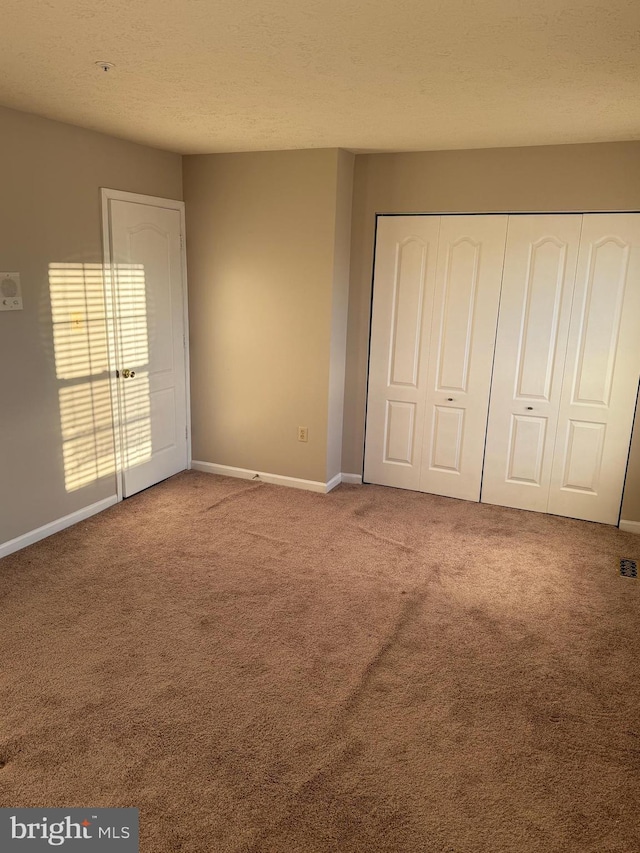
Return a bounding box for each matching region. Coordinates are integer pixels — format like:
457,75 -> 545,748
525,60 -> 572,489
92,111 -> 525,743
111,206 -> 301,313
515,236 -> 568,402
388,236 -> 428,388
435,236 -> 481,393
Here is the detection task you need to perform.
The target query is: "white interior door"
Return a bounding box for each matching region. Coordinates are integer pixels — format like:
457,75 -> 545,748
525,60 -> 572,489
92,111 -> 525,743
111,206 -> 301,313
419,215 -> 508,500
481,215 -> 582,511
108,197 -> 189,498
547,214 -> 640,524
364,216 -> 440,490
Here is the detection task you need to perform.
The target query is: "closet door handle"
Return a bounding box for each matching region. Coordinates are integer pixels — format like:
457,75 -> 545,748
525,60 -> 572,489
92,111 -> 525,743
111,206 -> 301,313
526,406 -> 533,410
447,398 -> 454,402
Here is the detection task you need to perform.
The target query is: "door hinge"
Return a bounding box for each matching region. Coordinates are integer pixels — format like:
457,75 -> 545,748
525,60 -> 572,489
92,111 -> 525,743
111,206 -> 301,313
185,426 -> 188,440
180,234 -> 184,249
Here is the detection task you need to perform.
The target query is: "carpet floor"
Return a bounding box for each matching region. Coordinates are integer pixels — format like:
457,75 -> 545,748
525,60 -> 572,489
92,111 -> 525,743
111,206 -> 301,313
1,471 -> 639,852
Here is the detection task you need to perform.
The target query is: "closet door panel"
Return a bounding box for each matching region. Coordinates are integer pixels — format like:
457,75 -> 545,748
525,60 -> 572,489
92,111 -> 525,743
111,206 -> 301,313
482,215 -> 582,511
364,216 -> 441,490
420,215 -> 508,501
548,214 -> 640,524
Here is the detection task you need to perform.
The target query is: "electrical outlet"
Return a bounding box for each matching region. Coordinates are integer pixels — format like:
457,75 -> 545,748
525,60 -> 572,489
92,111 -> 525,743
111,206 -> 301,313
298,426 -> 308,442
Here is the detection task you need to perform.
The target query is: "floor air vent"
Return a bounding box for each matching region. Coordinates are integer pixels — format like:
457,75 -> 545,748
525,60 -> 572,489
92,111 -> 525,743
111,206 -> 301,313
620,559 -> 638,579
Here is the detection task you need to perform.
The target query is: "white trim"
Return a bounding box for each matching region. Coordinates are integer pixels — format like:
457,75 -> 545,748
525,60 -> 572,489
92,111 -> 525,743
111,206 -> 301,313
100,188 -> 185,210
619,519 -> 640,535
101,190 -> 123,500
192,461 -> 336,494
341,473 -> 363,484
0,496 -> 118,560
376,209 -> 640,217
326,473 -> 342,493
100,188 -> 191,500
179,209 -> 193,473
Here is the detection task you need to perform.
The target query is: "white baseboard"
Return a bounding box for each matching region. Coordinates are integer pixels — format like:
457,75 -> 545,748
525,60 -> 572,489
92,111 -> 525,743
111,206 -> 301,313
191,461 -> 366,493
0,495 -> 119,560
326,473 -> 342,493
619,519 -> 640,535
192,461 -> 337,494
341,473 -> 363,485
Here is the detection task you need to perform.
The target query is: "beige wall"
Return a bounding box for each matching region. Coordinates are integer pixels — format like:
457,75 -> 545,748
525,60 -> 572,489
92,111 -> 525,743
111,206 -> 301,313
3,116 -> 638,545
343,142 -> 640,521
183,149 -> 353,485
0,105 -> 182,545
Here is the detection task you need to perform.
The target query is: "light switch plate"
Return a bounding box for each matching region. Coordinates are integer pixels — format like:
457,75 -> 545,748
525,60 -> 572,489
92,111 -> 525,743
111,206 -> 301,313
0,272 -> 23,310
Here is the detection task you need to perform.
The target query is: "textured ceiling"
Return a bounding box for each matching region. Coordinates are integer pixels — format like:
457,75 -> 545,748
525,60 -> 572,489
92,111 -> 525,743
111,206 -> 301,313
2,0 -> 639,154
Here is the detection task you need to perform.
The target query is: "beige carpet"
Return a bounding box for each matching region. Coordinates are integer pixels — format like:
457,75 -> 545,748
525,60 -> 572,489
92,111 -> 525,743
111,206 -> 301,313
1,471 -> 639,852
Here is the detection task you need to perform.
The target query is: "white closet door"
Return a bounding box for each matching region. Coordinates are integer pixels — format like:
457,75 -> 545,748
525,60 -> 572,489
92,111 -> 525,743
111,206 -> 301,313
548,214 -> 640,524
364,216 -> 440,490
419,215 -> 508,500
481,215 -> 582,511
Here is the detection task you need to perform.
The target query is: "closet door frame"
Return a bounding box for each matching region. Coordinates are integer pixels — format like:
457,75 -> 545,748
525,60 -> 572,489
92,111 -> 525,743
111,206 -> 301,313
362,210 -> 640,529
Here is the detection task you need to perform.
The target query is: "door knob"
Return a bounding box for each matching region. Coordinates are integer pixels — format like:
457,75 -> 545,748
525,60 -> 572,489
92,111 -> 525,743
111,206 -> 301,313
121,369 -> 135,379
526,406 -> 533,410
447,397 -> 454,402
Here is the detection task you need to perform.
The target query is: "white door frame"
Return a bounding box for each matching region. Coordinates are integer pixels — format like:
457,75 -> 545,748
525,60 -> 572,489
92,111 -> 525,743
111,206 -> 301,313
101,188 -> 192,502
